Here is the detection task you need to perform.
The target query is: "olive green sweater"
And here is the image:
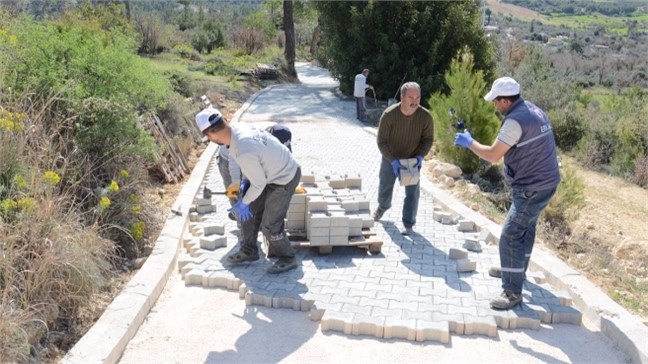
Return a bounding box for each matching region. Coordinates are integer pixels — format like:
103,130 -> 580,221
376,103 -> 435,162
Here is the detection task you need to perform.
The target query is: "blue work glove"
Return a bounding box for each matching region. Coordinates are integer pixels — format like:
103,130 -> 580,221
228,200 -> 252,222
414,155 -> 423,170
239,179 -> 250,198
454,131 -> 474,149
391,160 -> 406,178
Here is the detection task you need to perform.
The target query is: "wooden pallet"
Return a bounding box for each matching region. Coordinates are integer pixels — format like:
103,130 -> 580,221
264,228 -> 382,255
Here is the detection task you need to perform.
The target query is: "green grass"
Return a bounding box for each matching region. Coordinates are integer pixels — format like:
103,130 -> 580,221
540,13 -> 640,35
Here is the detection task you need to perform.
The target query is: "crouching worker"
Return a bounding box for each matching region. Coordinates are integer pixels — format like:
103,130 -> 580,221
196,108 -> 301,274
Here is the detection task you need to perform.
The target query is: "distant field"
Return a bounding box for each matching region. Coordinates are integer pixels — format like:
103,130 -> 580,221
484,0 -> 540,20
485,0 -> 648,35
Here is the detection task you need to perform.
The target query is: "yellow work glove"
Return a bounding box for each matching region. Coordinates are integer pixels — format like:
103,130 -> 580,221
295,185 -> 306,194
226,184 -> 240,199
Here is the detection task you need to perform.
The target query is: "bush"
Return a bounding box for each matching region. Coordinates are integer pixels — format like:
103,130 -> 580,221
633,154 -> 648,188
548,104 -> 586,151
233,28 -> 266,55
165,70 -> 194,98
172,43 -> 201,61
543,163 -> 586,229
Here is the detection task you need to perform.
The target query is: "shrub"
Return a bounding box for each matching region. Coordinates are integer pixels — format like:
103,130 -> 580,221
633,154 -> 648,188
165,70 -> 194,98
172,43 -> 201,61
233,28 -> 266,55
548,103 -> 586,151
543,163 -> 586,228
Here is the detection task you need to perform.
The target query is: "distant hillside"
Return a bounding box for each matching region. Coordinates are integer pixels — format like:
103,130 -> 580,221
500,0 -> 647,17
484,0 -> 540,20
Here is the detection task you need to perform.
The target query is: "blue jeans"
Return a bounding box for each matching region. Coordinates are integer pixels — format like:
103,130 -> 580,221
500,187 -> 557,294
377,157 -> 420,228
355,97 -> 366,120
240,167 -> 301,259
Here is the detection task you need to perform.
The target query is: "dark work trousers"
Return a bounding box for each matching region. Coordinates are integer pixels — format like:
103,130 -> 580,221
355,97 -> 366,121
240,167 -> 301,259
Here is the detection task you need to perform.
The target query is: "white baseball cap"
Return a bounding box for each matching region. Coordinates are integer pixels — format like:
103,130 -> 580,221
484,77 -> 520,101
195,107 -> 223,132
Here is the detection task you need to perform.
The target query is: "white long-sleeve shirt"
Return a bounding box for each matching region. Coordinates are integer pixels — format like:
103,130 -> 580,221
354,73 -> 368,97
228,124 -> 299,205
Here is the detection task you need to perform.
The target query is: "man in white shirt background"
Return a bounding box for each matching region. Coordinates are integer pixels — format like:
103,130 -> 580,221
353,68 -> 374,122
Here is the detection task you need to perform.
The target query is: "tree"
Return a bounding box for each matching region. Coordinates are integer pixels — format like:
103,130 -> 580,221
430,48 -> 500,174
283,0 -> 296,78
485,8 -> 492,25
313,1 -> 495,103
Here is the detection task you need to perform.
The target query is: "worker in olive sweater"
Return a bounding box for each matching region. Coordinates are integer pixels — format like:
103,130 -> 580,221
374,81 -> 435,236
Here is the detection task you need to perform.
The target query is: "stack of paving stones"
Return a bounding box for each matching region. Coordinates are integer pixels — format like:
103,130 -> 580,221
176,121 -> 583,345
287,173 -> 373,248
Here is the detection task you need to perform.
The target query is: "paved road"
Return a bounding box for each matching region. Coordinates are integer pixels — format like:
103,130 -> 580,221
118,63 -> 631,363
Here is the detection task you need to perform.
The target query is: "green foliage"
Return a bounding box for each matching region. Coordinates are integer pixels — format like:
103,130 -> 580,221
548,103 -> 586,151
576,87 -> 648,181
172,43 -> 201,61
430,49 -> 500,174
191,19 -> 226,54
313,1 -> 495,103
0,13 -> 170,161
244,9 -> 277,42
543,163 -> 586,227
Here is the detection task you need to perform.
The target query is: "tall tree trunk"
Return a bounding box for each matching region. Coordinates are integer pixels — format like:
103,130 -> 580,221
283,0 -> 297,78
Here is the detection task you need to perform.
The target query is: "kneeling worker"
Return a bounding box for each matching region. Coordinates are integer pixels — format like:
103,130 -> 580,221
196,108 -> 301,274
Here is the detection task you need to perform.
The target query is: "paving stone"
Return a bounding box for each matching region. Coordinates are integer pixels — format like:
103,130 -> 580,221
464,315 -> 498,337
456,258 -> 477,272
416,320 -> 450,343
526,303 -> 552,324
549,304 -> 582,325
449,248 -> 469,260
321,310 -> 354,334
184,269 -> 206,286
199,235 -> 227,250
457,220 -> 475,232
351,314 -> 385,338
509,305 -> 542,329
383,317 -> 417,340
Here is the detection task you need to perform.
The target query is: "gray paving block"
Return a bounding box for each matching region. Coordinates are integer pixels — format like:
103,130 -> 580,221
549,304 -> 582,325
383,317 -> 417,340
321,311 -> 354,334
463,238 -> 482,252
449,248 -> 468,260
351,314 -> 385,337
415,320 -> 450,343
509,305 -> 542,329
199,235 -> 227,250
457,219 -> 475,232
464,314 -> 498,336
456,258 -> 477,272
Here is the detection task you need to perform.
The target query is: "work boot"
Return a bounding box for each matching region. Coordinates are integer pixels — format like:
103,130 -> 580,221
401,226 -> 414,236
372,208 -> 385,221
488,266 -> 502,278
226,249 -> 260,264
266,256 -> 298,274
490,290 -> 523,310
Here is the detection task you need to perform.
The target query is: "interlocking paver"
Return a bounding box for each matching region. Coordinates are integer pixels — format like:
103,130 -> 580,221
175,65 -> 585,345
